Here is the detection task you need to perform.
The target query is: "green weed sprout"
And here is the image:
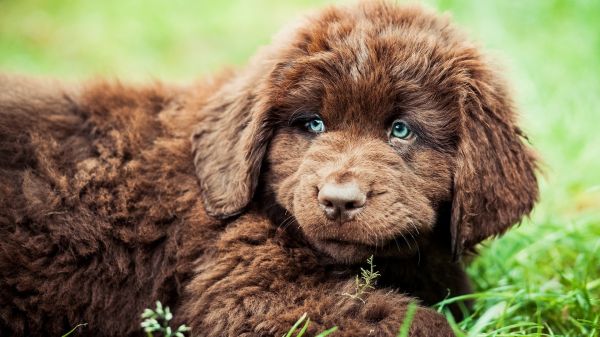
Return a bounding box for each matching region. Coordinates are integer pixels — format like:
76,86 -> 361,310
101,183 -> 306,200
342,255 -> 381,303
141,301 -> 191,337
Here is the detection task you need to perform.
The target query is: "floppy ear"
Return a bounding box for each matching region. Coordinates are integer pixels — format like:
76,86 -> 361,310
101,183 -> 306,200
451,65 -> 539,258
191,60 -> 274,219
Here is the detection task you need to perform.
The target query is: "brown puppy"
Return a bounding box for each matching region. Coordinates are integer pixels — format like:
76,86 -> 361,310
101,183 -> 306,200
0,2 -> 538,336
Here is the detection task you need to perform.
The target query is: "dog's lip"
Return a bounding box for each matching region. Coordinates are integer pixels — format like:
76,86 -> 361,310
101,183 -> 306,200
320,236 -> 406,250
321,238 -> 371,247
313,237 -> 374,263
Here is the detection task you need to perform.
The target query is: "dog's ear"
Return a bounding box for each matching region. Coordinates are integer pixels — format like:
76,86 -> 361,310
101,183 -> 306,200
451,64 -> 539,258
191,59 -> 275,219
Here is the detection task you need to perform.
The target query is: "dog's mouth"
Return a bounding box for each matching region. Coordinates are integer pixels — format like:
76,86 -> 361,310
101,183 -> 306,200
311,238 -> 373,264
309,235 -> 421,264
323,238 -> 369,247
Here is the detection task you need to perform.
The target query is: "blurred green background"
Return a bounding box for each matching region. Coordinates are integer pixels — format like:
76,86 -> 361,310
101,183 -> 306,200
1,0 -> 599,335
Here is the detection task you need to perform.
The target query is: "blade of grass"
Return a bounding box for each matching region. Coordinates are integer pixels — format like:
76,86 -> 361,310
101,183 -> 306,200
284,313 -> 308,337
397,302 -> 417,337
61,323 -> 87,337
315,326 -> 338,337
295,317 -> 311,337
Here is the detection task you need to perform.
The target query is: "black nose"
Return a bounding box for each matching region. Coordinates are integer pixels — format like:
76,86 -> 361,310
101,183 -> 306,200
317,181 -> 366,223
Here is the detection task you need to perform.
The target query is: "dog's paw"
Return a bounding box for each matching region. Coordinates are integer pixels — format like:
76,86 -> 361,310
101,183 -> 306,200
335,291 -> 455,337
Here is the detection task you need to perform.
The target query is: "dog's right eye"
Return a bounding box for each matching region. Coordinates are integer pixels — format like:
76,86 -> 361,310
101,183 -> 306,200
305,118 -> 326,133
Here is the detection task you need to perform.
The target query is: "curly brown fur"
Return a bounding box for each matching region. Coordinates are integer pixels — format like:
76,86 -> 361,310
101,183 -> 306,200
0,2 -> 537,337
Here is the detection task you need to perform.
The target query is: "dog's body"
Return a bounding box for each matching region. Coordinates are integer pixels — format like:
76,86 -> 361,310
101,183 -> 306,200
0,3 -> 538,336
0,74 -> 461,337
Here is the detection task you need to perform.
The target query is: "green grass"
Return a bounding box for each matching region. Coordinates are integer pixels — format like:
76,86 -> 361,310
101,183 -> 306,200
2,0 -> 599,336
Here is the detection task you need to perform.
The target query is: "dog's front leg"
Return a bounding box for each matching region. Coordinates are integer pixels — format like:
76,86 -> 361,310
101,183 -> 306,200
176,242 -> 455,337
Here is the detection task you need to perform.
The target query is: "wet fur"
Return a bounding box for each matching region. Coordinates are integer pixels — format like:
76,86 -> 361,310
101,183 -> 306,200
0,2 -> 537,337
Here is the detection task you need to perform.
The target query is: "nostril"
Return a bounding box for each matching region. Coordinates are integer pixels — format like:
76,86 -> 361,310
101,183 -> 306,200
318,192 -> 333,208
345,201 -> 363,210
352,197 -> 366,209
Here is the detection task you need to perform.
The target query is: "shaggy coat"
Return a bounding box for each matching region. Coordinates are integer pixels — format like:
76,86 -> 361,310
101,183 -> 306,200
0,2 -> 538,337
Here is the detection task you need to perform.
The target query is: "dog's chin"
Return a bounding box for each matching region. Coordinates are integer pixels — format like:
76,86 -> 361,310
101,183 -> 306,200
310,238 -> 374,264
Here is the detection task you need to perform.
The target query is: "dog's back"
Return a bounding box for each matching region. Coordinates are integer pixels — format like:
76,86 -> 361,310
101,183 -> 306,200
0,75 -> 213,336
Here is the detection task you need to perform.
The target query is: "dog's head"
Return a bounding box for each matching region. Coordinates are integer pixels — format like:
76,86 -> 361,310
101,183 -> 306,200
192,2 -> 538,263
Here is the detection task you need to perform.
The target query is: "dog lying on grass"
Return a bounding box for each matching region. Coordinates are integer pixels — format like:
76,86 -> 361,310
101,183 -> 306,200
0,2 -> 538,336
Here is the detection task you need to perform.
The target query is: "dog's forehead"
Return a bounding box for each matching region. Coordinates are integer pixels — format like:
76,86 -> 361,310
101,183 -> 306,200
274,8 -> 463,128
289,3 -> 465,75
266,2 -> 475,139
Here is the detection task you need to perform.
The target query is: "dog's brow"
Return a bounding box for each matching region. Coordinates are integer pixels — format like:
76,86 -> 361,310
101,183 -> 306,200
287,109 -> 321,126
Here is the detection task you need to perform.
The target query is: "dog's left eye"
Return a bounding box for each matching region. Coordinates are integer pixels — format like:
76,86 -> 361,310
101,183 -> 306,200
390,120 -> 413,140
305,118 -> 326,133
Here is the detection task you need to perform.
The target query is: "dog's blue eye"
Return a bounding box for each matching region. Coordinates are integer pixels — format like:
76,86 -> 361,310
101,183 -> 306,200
391,120 -> 412,139
306,118 -> 325,133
